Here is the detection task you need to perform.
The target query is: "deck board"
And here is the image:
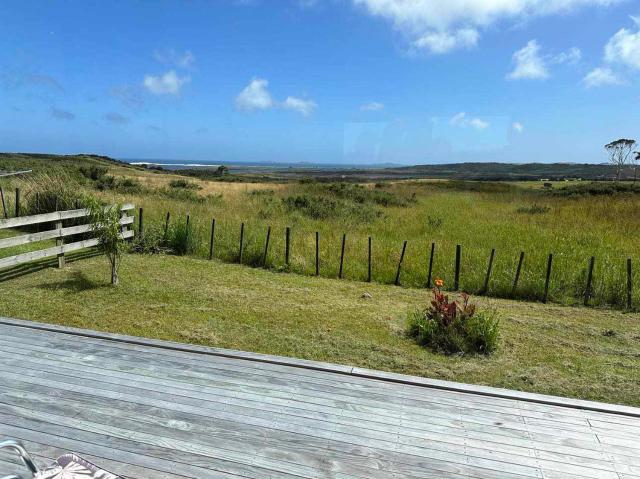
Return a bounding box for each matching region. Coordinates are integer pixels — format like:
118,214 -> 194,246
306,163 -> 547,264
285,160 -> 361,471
0,320 -> 638,479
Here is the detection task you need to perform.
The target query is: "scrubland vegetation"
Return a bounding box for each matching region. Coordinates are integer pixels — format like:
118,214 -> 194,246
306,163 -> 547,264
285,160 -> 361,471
3,154 -> 640,309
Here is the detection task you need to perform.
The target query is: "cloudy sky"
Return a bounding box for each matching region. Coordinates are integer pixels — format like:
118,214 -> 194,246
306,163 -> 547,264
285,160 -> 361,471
1,0 -> 639,164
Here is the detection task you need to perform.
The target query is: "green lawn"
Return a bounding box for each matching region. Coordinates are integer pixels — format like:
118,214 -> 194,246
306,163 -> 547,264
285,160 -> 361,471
0,253 -> 638,406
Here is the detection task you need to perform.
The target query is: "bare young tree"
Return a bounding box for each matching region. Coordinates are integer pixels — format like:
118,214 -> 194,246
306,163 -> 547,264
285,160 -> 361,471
605,139 -> 636,181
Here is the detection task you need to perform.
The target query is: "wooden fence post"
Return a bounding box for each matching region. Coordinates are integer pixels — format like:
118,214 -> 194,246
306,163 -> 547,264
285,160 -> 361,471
543,253 -> 553,303
367,236 -> 372,283
208,218 -> 216,260
138,207 -> 144,238
56,220 -> 65,268
238,223 -> 245,264
285,226 -> 291,266
261,226 -> 271,267
14,188 -> 20,217
426,242 -> 435,288
482,248 -> 495,294
454,244 -> 461,291
315,231 -> 319,276
0,187 -> 7,219
35,192 -> 40,214
338,233 -> 346,279
395,240 -> 407,286
512,251 -> 525,295
627,258 -> 632,310
163,212 -> 171,241
584,256 -> 595,305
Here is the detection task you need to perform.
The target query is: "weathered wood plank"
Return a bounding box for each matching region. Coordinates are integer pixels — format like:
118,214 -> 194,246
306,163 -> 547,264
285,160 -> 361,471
0,231 -> 133,269
0,216 -> 133,249
0,203 -> 134,229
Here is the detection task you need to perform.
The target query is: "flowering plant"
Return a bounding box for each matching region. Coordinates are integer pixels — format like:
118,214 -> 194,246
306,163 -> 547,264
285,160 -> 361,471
408,279 -> 499,354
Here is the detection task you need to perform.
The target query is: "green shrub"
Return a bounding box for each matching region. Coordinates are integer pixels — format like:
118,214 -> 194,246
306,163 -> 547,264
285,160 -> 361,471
324,182 -> 412,207
169,179 -> 201,190
166,219 -> 198,255
283,194 -> 380,222
408,285 -> 499,355
130,222 -> 170,255
79,165 -> 108,181
158,187 -> 204,202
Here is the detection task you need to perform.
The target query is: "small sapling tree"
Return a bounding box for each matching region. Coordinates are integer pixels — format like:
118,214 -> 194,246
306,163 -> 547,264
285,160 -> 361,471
605,138 -> 636,181
634,151 -> 640,183
86,196 -> 126,285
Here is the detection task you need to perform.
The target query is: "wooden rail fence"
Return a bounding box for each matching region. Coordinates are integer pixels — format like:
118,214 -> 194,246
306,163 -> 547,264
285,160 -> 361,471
0,204 -> 135,270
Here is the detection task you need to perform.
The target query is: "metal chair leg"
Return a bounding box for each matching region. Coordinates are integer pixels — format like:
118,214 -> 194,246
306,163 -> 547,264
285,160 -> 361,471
0,440 -> 40,478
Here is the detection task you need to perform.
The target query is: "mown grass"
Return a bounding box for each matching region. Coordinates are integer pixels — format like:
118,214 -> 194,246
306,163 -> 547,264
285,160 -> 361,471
0,253 -> 638,406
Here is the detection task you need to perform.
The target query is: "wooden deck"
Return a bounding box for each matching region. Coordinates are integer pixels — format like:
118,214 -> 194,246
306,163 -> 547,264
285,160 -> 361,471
0,318 -> 638,479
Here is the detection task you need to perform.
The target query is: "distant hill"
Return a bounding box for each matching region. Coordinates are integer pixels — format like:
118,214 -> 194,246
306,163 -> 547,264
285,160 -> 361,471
0,152 -> 624,182
384,162 -> 617,181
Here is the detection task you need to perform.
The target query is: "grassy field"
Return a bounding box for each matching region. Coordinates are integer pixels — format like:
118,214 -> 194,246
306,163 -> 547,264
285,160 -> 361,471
0,253 -> 638,406
3,155 -> 640,308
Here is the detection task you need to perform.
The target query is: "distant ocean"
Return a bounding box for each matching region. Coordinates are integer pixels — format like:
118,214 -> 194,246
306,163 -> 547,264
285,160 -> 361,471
121,159 -> 399,170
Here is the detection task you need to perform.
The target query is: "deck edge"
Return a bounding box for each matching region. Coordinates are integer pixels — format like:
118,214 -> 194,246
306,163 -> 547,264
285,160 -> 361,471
1,316 -> 638,418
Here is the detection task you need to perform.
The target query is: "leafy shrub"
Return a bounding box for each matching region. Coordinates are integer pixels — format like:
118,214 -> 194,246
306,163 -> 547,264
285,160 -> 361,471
283,194 -> 380,222
324,182 -> 413,207
548,182 -> 640,198
94,175 -> 142,193
516,204 -> 550,214
408,282 -> 499,355
283,195 -> 338,219
79,165 -> 108,181
169,179 -> 201,190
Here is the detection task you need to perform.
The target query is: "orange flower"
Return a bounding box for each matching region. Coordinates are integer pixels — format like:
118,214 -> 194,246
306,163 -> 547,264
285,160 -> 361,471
435,278 -> 444,287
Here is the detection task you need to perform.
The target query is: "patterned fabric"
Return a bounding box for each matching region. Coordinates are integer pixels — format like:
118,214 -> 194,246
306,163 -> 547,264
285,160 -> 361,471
34,454 -> 120,479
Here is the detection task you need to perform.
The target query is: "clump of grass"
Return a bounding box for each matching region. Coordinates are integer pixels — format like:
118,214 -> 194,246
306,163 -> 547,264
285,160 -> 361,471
169,179 -> 201,190
283,194 -> 380,222
548,182 -> 640,197
426,215 -> 444,231
408,283 -> 499,355
516,204 -> 550,214
23,172 -> 81,214
158,187 -> 204,202
79,165 -> 108,181
324,182 -> 413,207
166,219 -> 199,255
130,222 -> 171,255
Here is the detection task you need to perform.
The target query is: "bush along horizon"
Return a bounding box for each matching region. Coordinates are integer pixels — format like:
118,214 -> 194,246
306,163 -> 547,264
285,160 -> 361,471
408,279 -> 499,355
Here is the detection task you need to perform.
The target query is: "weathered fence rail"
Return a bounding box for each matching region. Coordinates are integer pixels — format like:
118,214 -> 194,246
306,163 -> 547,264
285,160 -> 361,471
0,204 -> 134,270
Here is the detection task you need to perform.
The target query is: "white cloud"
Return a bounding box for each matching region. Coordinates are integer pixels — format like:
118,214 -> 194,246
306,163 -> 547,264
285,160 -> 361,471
143,70 -> 190,95
282,96 -> 317,117
235,78 -> 274,111
507,40 -> 549,80
553,47 -> 582,65
360,101 -> 384,111
235,78 -> 317,116
412,28 -> 479,54
352,0 -> 619,54
512,121 -> 524,132
153,49 -> 195,68
583,67 -> 624,87
604,26 -> 640,70
450,112 -> 489,130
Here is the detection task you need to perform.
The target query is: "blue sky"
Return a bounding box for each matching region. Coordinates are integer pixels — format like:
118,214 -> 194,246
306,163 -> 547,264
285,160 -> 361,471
1,0 -> 639,165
